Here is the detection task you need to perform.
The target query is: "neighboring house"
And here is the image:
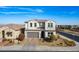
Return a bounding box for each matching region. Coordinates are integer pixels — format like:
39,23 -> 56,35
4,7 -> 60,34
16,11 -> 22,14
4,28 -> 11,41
0,26 -> 21,39
25,19 -> 56,39
71,25 -> 79,29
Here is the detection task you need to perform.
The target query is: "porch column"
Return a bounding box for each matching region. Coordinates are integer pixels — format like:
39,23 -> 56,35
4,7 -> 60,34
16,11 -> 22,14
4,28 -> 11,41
53,32 -> 56,35
25,31 -> 27,39
45,32 -> 48,38
39,31 -> 41,38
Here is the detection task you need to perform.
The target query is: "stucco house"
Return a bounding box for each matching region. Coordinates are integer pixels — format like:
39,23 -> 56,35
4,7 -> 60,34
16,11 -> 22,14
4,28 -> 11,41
25,19 -> 56,39
0,26 -> 21,39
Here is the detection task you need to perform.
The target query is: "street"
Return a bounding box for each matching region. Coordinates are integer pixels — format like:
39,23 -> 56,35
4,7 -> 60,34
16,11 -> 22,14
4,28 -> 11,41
58,31 -> 79,42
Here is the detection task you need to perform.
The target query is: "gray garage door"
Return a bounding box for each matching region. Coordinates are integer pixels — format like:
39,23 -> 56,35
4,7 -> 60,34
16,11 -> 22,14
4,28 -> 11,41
27,32 -> 39,38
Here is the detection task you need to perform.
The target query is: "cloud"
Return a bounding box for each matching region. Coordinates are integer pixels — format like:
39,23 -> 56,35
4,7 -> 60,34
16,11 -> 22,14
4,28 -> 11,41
69,11 -> 77,14
0,12 -> 36,15
35,9 -> 44,13
64,11 -> 77,15
0,6 -> 12,9
18,7 -> 44,13
18,8 -> 33,11
0,7 -> 44,15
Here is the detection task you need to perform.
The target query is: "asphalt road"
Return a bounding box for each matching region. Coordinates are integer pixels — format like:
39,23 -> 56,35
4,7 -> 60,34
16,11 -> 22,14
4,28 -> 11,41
58,31 -> 79,42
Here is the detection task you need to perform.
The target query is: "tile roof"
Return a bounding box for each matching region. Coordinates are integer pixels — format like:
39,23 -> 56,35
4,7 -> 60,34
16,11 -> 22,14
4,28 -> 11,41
0,24 -> 24,31
25,19 -> 49,23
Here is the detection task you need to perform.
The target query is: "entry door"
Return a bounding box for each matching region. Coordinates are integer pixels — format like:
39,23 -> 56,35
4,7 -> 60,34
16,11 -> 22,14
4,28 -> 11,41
41,31 -> 45,38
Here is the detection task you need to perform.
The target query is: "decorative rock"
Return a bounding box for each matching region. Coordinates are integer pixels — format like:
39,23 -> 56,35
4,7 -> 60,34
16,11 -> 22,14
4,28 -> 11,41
0,38 -> 3,42
14,40 -> 19,44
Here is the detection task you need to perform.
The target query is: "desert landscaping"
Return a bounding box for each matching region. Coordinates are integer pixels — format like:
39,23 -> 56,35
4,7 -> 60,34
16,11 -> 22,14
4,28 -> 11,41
0,33 -> 76,47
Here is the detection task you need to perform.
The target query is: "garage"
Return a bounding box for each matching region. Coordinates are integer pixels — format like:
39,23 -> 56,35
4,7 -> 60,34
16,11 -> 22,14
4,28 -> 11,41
27,32 -> 39,38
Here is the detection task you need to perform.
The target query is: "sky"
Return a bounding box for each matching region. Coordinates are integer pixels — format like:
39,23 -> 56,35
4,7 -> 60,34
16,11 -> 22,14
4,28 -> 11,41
0,6 -> 79,25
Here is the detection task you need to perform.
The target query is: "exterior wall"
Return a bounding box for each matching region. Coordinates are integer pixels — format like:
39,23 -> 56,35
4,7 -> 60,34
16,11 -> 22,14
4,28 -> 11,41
4,29 -> 20,39
53,31 -> 56,35
45,31 -> 48,38
25,20 -> 56,38
0,27 -> 20,39
45,31 -> 56,38
45,20 -> 56,30
0,30 -> 2,38
25,23 -> 28,29
25,20 -> 56,30
26,20 -> 39,30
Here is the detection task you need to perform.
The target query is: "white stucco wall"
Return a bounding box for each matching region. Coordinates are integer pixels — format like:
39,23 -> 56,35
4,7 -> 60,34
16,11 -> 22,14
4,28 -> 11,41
25,20 -> 56,38
25,20 -> 39,30
0,31 -> 2,38
25,20 -> 56,30
0,27 -> 20,39
4,29 -> 20,39
45,20 -> 56,30
25,23 -> 28,29
45,31 -> 48,38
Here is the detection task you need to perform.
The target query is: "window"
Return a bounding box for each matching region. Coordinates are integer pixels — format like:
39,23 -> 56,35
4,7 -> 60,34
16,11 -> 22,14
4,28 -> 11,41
30,23 -> 32,27
34,23 -> 37,27
48,32 -> 53,36
39,23 -> 43,27
48,23 -> 50,27
51,23 -> 53,27
6,32 -> 12,37
48,23 -> 53,27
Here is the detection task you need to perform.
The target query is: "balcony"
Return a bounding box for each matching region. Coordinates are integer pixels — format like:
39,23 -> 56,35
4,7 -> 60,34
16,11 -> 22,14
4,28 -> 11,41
37,26 -> 45,30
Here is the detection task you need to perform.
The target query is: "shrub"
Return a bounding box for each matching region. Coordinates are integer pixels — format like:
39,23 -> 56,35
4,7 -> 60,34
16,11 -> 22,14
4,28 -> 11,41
57,43 -> 63,46
7,39 -> 13,43
49,34 -> 60,41
64,39 -> 76,46
2,39 -> 13,43
43,38 -> 51,42
43,34 -> 60,42
17,33 -> 25,41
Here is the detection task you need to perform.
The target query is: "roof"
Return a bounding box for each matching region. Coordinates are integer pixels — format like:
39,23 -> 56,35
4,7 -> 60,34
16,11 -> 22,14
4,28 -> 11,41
25,19 -> 49,23
0,24 -> 24,31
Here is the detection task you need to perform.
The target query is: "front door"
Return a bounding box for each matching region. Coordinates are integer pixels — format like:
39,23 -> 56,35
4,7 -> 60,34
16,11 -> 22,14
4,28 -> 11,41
41,31 -> 45,38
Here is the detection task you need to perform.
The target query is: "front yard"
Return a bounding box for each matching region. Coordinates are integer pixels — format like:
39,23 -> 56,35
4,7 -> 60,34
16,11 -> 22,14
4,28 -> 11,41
0,33 -> 76,49
24,34 -> 76,47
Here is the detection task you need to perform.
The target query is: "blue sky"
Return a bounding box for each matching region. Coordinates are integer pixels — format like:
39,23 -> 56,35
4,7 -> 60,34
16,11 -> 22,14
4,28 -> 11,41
0,6 -> 79,25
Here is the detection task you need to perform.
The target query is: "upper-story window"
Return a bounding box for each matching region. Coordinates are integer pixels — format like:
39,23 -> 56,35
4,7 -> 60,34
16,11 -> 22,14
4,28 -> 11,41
51,23 -> 53,27
30,23 -> 32,27
48,23 -> 53,27
34,23 -> 37,27
39,23 -> 44,27
48,23 -> 50,27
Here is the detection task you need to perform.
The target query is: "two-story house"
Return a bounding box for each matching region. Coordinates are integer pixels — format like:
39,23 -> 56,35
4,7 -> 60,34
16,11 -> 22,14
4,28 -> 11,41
25,19 -> 56,39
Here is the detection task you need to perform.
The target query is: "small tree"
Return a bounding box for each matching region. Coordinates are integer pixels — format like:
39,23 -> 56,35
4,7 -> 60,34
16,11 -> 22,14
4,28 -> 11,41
17,33 -> 25,41
49,34 -> 60,41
